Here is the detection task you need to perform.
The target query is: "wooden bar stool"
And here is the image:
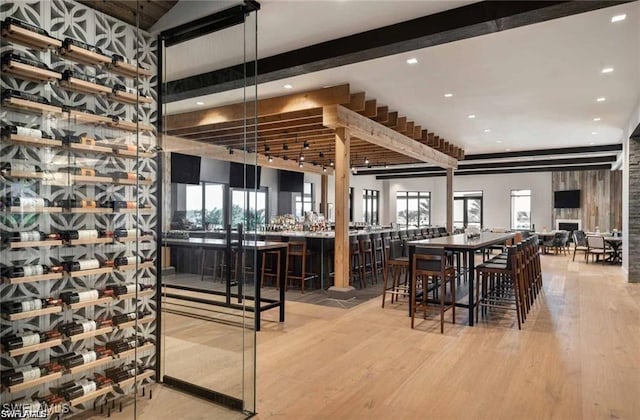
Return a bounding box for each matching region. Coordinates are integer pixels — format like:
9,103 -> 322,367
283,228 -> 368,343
381,239 -> 409,307
350,237 -> 365,288
286,240 -> 316,293
372,233 -> 385,281
261,238 -> 282,289
359,234 -> 378,285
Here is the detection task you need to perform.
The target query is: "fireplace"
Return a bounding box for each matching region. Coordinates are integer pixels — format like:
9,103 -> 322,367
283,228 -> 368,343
556,218 -> 581,232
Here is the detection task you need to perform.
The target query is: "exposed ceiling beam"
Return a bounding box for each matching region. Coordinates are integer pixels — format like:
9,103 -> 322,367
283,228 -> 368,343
463,144 -> 623,161
375,164 -> 614,179
163,1 -> 629,102
323,104 -> 458,169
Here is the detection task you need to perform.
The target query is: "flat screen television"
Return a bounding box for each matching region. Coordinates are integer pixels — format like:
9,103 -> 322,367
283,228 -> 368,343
171,153 -> 201,184
554,190 -> 581,208
229,162 -> 261,189
278,170 -> 304,193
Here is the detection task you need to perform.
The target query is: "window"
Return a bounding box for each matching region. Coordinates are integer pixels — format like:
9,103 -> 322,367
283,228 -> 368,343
295,182 -> 314,216
231,188 -> 268,231
362,189 -> 379,224
185,184 -> 203,226
511,189 -> 532,230
454,191 -> 483,229
396,191 -> 430,228
184,182 -> 226,229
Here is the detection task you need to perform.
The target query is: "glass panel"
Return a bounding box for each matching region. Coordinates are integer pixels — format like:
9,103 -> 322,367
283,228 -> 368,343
397,193 -> 408,227
407,195 -> 419,227
467,198 -> 482,225
511,189 -> 531,230
186,183 -> 203,227
419,195 -> 430,226
454,199 -> 465,227
204,183 -> 225,230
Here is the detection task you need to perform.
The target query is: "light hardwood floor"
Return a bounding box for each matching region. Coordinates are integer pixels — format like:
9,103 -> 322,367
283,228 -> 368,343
98,254 -> 639,419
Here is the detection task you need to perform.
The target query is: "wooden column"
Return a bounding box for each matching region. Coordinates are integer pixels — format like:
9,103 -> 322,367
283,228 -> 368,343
329,127 -> 355,297
320,174 -> 329,215
446,168 -> 454,232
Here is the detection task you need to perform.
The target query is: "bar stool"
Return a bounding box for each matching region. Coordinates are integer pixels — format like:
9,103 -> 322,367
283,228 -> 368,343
350,237 -> 365,288
359,234 -> 378,285
372,233 -> 385,280
286,239 -> 316,293
411,247 -> 456,333
381,239 -> 409,307
261,238 -> 282,289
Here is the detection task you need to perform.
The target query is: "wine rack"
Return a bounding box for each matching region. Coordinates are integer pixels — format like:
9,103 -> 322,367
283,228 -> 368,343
1,1 -> 158,417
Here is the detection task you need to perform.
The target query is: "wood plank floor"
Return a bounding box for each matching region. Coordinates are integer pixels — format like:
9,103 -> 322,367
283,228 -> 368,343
97,253 -> 639,419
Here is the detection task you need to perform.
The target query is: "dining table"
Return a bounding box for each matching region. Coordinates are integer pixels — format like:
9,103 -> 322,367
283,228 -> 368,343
603,236 -> 623,264
407,232 -> 515,326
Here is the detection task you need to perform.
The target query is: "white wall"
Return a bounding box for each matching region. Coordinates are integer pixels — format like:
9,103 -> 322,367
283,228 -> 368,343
349,174 -> 387,223
622,99 -> 640,276
385,172 -> 553,229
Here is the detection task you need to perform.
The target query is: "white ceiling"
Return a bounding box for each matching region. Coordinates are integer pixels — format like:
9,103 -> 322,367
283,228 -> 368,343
164,1 -> 640,155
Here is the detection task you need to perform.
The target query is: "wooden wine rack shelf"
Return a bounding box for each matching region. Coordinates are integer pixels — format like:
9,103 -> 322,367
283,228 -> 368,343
117,370 -> 155,389
117,208 -> 153,215
68,356 -> 113,375
116,316 -> 154,330
6,371 -> 63,393
113,178 -> 153,186
2,60 -> 61,82
59,44 -> 112,66
9,239 -> 63,249
66,237 -> 114,246
2,272 -> 63,285
66,267 -> 114,278
116,235 -> 153,243
113,119 -> 155,133
7,338 -> 64,357
67,326 -> 114,343
65,207 -> 114,215
65,110 -> 113,125
69,174 -> 113,184
69,142 -> 116,154
70,385 -> 114,407
108,61 -> 152,78
4,305 -> 62,321
115,149 -> 154,159
115,343 -> 155,359
1,23 -> 62,50
117,262 -> 155,272
3,170 -> 55,180
2,96 -> 62,115
110,90 -> 153,105
2,133 -> 62,148
59,77 -> 112,96
8,206 -> 62,214
116,290 -> 155,301
67,297 -> 114,311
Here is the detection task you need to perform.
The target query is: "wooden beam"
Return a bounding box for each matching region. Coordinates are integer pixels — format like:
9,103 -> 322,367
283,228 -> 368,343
346,92 -> 366,112
320,175 -> 329,216
323,105 -> 457,169
427,133 -> 436,147
334,127 -> 351,289
166,84 -> 350,131
446,168 -> 453,232
362,100 -> 377,117
413,125 -> 422,140
404,121 -> 415,137
373,106 -> 389,123
386,112 -> 398,128
159,134 -> 333,175
396,116 -> 407,133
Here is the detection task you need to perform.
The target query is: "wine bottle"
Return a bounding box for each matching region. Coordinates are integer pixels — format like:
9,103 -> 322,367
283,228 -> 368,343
111,310 -> 150,326
1,51 -> 51,71
106,200 -> 149,210
105,363 -> 145,383
60,229 -> 112,240
60,376 -> 112,401
58,318 -> 113,336
6,231 -> 59,243
57,199 -> 101,209
106,337 -> 147,354
58,167 -> 96,177
62,37 -> 103,55
1,89 -> 50,105
1,297 -> 63,315
106,283 -> 153,296
2,17 -> 51,37
2,363 -> 62,387
58,348 -> 112,369
3,197 -> 55,209
2,264 -> 63,278
61,69 -> 98,84
112,54 -> 148,70
1,125 -> 52,139
0,161 -> 43,174
61,258 -> 105,272
113,84 -> 143,96
1,330 -> 61,351
62,134 -> 100,146
114,256 -> 153,267
112,171 -> 146,181
113,228 -> 141,238
59,288 -> 115,305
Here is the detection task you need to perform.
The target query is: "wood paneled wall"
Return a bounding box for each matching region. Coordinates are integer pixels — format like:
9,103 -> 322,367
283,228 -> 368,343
552,170 -> 622,232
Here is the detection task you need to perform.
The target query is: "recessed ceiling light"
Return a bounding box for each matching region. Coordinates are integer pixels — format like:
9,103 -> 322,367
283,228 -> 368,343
601,67 -> 614,74
496,140 -> 503,144
283,84 -> 293,89
406,58 -> 418,64
196,101 -> 204,105
611,14 -> 626,23
444,93 -> 453,98
505,148 -> 511,152
484,129 -> 491,133
468,114 -> 476,119
596,97 -> 606,102
590,142 -> 596,145
593,117 -> 601,121
592,131 -> 598,135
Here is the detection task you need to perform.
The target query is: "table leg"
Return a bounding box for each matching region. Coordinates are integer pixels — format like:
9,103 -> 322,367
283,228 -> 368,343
279,247 -> 287,322
408,245 -> 415,317
467,250 -> 475,326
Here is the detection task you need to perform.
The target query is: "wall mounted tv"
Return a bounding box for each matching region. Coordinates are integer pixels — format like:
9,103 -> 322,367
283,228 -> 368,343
278,170 -> 304,193
554,190 -> 581,208
229,162 -> 261,189
171,153 -> 201,184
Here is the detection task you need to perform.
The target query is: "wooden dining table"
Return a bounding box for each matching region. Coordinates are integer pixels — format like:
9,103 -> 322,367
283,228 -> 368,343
603,236 -> 623,264
407,232 -> 515,326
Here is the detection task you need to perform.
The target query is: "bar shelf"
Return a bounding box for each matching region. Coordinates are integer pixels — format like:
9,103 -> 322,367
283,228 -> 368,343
2,170 -> 56,180
7,206 -> 62,214
116,262 -> 155,272
8,239 -> 63,249
110,90 -> 153,105
115,290 -> 154,301
113,119 -> 155,133
67,356 -> 113,375
115,343 -> 154,359
115,149 -> 154,159
64,207 -> 114,215
3,305 -> 62,321
6,338 -> 64,357
116,235 -> 153,243
69,142 -> 116,154
6,371 -> 63,393
2,133 -> 62,148
1,23 -> 62,50
1,59 -> 61,82
115,316 -> 154,330
69,174 -> 113,184
65,237 -> 114,246
66,297 -> 114,311
64,110 -> 113,126
59,77 -> 112,96
70,385 -> 113,407
59,44 -> 111,66
66,267 -> 113,278
108,61 -> 152,78
67,326 -> 114,343
116,370 -> 154,389
2,272 -> 63,285
2,96 -> 62,115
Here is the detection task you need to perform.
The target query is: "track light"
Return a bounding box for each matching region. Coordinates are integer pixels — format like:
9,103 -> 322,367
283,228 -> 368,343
264,145 -> 270,152
268,155 -> 273,163
299,161 -> 304,167
303,141 -> 309,149
330,160 -> 334,167
300,155 -> 305,161
323,166 -> 327,172
228,148 -> 234,155
283,144 -> 288,150
364,157 -> 369,164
